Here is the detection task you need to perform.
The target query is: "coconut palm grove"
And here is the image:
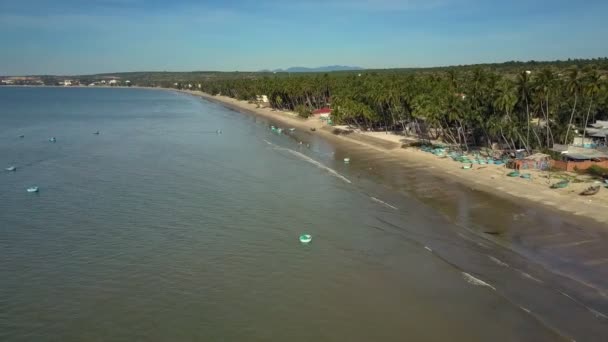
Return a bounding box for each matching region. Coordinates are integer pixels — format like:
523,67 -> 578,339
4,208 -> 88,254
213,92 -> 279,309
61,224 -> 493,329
122,59 -> 608,152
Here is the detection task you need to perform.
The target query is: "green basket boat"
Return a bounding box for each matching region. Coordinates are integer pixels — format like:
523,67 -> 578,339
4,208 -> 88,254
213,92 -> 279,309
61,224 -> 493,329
299,234 -> 312,244
550,180 -> 569,189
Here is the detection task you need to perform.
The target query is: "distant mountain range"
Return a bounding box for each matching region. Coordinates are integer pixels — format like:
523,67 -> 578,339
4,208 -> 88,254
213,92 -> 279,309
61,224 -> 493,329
261,65 -> 364,73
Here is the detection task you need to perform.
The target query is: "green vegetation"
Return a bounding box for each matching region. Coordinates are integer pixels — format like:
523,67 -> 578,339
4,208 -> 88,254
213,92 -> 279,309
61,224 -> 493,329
35,58 -> 608,152
295,104 -> 311,119
586,165 -> 608,178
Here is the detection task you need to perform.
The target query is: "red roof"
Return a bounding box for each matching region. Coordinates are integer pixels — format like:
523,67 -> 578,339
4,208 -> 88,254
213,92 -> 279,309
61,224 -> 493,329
312,107 -> 332,115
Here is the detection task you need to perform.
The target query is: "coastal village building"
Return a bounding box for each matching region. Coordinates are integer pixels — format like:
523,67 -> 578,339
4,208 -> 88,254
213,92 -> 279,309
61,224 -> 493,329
551,144 -> 608,171
255,95 -> 270,107
312,107 -> 332,119
1,77 -> 43,86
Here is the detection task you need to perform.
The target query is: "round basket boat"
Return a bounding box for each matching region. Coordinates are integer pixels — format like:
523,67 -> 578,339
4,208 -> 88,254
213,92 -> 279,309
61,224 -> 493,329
299,234 -> 312,244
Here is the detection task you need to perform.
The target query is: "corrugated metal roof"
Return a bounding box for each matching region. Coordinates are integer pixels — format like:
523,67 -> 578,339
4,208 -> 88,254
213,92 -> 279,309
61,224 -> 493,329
565,153 -> 594,160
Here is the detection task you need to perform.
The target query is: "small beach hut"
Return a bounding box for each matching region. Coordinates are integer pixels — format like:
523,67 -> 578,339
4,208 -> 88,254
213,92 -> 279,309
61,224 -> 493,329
512,153 -> 551,171
312,107 -> 332,119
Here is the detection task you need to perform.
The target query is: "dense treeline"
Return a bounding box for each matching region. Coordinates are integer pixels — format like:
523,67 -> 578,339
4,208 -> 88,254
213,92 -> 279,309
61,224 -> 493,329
98,59 -> 608,151
167,68 -> 607,152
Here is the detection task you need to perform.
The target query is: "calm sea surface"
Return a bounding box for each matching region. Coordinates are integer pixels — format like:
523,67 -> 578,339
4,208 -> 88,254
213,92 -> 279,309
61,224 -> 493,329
1,87 -> 606,341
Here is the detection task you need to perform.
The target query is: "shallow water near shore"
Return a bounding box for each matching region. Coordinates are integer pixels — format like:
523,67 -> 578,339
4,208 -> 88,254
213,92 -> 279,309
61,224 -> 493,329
1,87 -> 607,341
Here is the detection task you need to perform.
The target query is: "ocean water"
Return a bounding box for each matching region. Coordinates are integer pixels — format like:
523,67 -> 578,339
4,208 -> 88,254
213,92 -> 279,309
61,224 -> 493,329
0,87 -> 605,341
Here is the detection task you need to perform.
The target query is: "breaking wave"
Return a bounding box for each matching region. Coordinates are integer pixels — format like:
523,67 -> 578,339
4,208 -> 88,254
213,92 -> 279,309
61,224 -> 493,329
264,139 -> 351,184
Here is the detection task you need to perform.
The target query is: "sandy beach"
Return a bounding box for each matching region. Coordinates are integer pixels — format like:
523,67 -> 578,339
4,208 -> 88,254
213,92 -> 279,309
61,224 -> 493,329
179,89 -> 608,225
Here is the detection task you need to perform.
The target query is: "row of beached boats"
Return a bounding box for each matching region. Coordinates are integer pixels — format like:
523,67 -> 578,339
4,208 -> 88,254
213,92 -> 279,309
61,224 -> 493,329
549,179 -> 607,196
420,146 -> 507,166
506,170 -> 532,179
419,145 -> 607,197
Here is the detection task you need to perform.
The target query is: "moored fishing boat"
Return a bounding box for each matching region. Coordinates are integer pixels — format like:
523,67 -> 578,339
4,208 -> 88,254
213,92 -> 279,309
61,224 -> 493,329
5,166 -> 16,172
27,186 -> 39,193
299,234 -> 312,244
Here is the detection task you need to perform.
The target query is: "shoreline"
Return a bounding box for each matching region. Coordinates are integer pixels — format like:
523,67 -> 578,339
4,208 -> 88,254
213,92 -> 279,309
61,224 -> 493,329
177,89 -> 608,225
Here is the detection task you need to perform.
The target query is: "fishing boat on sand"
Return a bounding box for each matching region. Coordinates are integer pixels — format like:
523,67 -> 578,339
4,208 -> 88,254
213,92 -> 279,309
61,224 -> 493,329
520,173 -> 531,179
462,164 -> 473,169
507,171 -> 520,177
580,185 -> 600,196
550,180 -> 569,189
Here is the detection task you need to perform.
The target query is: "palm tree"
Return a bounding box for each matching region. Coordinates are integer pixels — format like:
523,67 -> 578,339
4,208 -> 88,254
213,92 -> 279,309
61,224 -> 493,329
581,70 -> 601,146
494,81 -> 521,150
564,67 -> 582,144
536,68 -> 556,148
516,71 -> 535,148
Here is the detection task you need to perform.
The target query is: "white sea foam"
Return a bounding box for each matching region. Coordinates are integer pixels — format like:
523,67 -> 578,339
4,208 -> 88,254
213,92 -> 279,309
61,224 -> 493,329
462,272 -> 496,291
370,197 -> 398,210
519,271 -> 543,283
265,139 -> 351,184
285,149 -> 352,184
488,255 -> 509,267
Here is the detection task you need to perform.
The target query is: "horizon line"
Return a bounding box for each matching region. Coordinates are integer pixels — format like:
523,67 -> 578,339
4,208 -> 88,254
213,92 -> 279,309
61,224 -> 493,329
2,56 -> 608,77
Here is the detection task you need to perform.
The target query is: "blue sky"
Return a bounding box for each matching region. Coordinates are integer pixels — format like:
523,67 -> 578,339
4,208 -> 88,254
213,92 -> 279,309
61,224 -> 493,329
1,0 -> 608,75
